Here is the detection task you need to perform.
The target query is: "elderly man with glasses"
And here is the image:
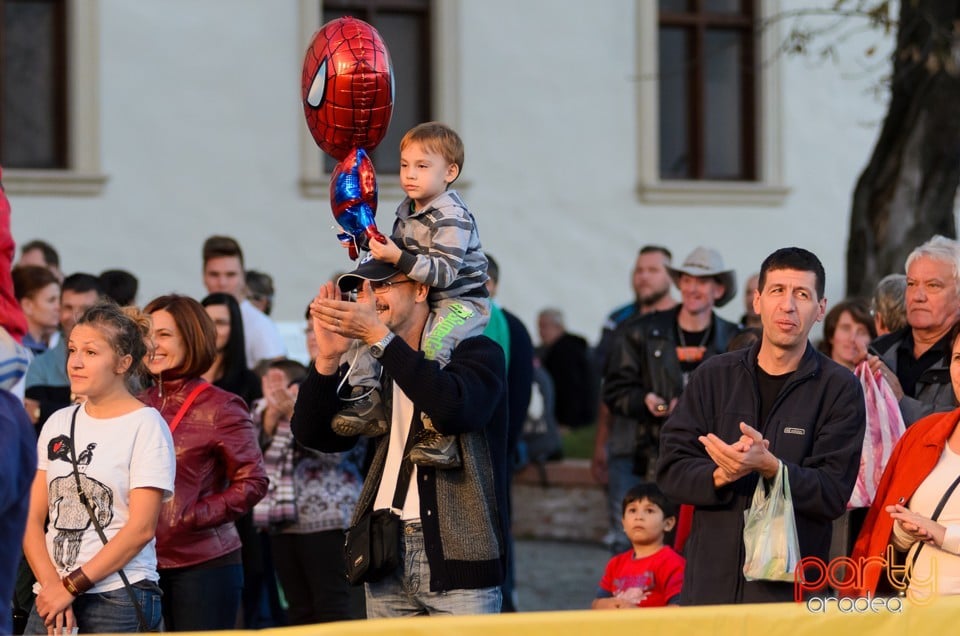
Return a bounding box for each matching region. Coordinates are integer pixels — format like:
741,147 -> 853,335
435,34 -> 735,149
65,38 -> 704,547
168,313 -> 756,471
868,235 -> 960,425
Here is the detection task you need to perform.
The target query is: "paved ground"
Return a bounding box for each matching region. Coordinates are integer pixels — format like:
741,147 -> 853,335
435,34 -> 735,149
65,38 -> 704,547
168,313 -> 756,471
513,538 -> 610,612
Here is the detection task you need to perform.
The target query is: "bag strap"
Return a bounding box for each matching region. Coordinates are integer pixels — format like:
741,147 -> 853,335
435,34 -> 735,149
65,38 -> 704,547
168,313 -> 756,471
390,380 -> 422,512
168,381 -> 210,434
903,472 -> 960,591
68,405 -> 149,631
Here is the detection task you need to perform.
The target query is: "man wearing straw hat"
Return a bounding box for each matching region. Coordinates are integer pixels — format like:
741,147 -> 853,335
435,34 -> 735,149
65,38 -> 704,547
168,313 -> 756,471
602,246 -> 740,489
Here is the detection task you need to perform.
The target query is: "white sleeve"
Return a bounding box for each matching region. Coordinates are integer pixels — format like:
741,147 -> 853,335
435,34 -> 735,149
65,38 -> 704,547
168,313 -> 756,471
129,409 -> 176,501
942,524 -> 960,555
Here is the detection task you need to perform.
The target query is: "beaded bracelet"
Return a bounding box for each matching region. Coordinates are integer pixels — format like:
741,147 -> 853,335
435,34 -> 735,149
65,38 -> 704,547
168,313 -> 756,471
62,568 -> 93,596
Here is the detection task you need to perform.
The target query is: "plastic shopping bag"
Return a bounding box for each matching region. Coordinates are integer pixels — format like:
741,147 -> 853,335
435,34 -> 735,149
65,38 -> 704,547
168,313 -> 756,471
742,462 -> 801,582
848,361 -> 905,508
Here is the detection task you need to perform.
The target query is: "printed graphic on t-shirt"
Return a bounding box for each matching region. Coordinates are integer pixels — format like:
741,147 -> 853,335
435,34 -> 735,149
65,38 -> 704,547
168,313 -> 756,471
46,434 -> 114,570
612,571 -> 654,605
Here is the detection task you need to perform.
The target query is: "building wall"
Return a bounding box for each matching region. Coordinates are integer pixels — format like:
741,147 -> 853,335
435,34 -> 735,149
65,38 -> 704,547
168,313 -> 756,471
9,0 -> 892,346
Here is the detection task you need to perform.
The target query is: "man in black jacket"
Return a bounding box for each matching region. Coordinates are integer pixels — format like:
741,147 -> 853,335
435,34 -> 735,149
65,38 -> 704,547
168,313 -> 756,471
292,256 -> 508,616
603,246 -> 740,486
656,247 -> 865,604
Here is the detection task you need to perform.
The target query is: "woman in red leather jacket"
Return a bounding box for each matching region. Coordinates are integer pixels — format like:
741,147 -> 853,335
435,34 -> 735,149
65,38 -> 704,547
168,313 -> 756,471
141,294 -> 267,632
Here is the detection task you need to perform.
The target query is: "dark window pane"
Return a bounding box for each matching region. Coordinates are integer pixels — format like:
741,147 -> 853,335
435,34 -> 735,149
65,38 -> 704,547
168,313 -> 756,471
703,30 -> 742,179
658,0 -> 690,12
1,0 -> 66,169
367,12 -> 425,173
659,27 -> 689,179
703,0 -> 743,14
320,3 -> 429,174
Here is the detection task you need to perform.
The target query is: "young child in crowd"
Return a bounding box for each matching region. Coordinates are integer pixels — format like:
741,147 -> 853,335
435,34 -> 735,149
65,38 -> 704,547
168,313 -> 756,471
331,122 -> 489,470
592,483 -> 685,608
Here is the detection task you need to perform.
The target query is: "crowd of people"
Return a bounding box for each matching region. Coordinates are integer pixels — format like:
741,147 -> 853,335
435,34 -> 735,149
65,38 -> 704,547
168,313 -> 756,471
2,117 -> 960,635
590,239 -> 959,606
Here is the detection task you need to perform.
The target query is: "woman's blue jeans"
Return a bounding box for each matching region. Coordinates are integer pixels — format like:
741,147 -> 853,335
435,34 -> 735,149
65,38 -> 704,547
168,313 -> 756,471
24,581 -> 163,633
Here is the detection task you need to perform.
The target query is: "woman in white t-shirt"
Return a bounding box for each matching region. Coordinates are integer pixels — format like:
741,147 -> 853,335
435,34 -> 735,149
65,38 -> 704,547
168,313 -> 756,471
22,302 -> 175,633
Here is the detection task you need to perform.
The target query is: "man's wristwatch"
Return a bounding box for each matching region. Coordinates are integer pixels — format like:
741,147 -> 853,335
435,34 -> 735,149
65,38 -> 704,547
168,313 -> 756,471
370,331 -> 396,359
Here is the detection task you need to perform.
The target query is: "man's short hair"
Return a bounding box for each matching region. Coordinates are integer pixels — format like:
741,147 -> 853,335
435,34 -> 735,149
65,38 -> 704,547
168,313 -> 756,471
758,247 -> 825,300
400,122 -> 464,175
20,240 -> 59,267
246,270 -> 274,297
905,235 -> 960,293
538,307 -> 564,327
99,269 -> 139,306
621,483 -> 677,519
268,358 -> 308,386
245,270 -> 274,314
486,254 -> 500,285
202,235 -> 245,268
639,245 -> 672,262
62,273 -> 103,296
872,274 -> 907,332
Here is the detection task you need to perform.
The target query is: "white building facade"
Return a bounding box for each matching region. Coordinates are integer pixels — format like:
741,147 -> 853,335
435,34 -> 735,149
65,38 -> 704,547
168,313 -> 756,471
7,0 -> 892,347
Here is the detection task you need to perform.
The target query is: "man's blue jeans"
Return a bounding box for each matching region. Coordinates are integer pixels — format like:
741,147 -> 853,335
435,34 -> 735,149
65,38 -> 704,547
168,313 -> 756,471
364,521 -> 501,617
25,581 -> 163,633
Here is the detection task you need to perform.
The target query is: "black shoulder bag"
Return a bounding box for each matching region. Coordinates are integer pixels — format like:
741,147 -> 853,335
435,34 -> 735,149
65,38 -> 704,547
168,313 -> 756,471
343,415 -> 421,586
68,405 -> 151,631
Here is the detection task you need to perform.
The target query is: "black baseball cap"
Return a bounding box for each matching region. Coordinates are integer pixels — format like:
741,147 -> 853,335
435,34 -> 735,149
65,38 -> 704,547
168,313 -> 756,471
336,252 -> 402,292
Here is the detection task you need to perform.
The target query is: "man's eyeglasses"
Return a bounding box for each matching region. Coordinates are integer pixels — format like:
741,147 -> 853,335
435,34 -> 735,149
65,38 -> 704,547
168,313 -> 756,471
350,278 -> 415,298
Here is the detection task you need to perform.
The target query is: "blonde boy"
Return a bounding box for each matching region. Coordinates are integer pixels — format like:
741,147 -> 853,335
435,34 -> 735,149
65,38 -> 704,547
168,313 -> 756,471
332,122 -> 489,469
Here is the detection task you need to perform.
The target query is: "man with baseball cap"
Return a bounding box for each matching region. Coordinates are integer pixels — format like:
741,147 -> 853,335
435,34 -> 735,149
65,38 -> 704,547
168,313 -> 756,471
290,257 -> 510,616
602,246 -> 740,491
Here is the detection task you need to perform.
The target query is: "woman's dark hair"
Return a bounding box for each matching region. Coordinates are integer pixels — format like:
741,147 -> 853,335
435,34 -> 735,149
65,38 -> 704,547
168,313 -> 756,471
74,301 -> 151,393
200,292 -> 250,390
143,294 -> 216,379
819,298 -> 875,357
12,265 -> 59,301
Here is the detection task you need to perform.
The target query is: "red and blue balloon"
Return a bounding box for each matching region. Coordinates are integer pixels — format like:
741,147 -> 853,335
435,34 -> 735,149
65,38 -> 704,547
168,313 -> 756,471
302,17 -> 394,260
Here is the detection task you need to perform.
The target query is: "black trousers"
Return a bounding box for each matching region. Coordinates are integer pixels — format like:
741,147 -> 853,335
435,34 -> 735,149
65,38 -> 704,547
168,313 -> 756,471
271,529 -> 364,624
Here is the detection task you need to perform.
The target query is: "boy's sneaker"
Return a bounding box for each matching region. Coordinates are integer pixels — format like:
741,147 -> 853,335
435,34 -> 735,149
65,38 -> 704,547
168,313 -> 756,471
408,430 -> 462,469
331,387 -> 388,437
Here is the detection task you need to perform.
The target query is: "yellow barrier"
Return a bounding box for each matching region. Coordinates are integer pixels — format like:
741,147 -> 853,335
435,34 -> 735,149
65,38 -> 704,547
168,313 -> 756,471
163,595 -> 960,636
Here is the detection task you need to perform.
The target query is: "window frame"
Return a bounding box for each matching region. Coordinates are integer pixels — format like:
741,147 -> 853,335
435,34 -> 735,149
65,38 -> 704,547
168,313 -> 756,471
637,0 -> 788,205
3,0 -> 106,196
298,0 -> 461,200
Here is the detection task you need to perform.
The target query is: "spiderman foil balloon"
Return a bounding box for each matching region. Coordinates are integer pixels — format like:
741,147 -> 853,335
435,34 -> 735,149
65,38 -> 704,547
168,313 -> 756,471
302,17 -> 394,259
330,148 -> 378,256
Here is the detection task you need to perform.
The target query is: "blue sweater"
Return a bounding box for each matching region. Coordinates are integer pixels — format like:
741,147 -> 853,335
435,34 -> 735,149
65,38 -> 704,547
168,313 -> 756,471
0,390 -> 37,634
